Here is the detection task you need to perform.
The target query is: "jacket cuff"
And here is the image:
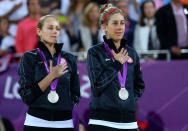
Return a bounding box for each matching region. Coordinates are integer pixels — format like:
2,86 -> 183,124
112,60 -> 122,71
30,83 -> 43,98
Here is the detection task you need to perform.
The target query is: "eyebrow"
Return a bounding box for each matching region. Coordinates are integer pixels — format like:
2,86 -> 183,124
49,25 -> 59,26
111,20 -> 125,22
47,24 -> 60,27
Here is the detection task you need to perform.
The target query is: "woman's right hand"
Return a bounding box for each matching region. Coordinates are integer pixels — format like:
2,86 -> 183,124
49,60 -> 68,79
112,48 -> 129,64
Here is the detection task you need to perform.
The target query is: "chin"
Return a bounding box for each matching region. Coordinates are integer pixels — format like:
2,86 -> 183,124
49,40 -> 57,44
114,36 -> 123,41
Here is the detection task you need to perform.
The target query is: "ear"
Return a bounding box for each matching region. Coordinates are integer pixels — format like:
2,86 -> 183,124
101,24 -> 107,32
37,28 -> 41,37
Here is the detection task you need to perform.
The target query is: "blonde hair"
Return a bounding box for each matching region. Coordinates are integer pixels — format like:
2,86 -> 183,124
82,2 -> 99,27
99,4 -> 124,25
37,15 -> 59,29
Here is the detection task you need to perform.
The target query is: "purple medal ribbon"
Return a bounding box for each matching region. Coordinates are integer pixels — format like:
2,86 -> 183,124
104,42 -> 115,62
104,42 -> 127,88
38,49 -> 61,91
118,63 -> 127,88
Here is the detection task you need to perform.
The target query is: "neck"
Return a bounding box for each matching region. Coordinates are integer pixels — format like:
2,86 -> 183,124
42,40 -> 56,56
114,40 -> 121,49
147,17 -> 153,20
75,2 -> 84,13
106,35 -> 121,49
29,13 -> 40,19
172,1 -> 182,8
91,21 -> 98,27
2,32 -> 8,37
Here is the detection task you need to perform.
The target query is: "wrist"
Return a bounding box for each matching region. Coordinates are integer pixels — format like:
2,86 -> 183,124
49,73 -> 56,81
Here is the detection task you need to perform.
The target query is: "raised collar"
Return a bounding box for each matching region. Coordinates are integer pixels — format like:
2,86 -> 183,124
38,41 -> 63,58
103,35 -> 128,53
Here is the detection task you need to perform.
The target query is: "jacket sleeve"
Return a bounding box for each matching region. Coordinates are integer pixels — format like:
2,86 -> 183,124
134,52 -> 145,101
87,48 -> 122,94
18,53 -> 43,106
70,56 -> 80,106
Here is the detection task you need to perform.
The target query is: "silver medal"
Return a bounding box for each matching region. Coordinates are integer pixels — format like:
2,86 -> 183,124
118,88 -> 129,100
48,90 -> 59,103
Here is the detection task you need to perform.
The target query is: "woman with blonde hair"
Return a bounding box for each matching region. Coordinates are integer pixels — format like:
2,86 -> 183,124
18,15 -> 80,131
79,2 -> 103,51
87,3 -> 145,131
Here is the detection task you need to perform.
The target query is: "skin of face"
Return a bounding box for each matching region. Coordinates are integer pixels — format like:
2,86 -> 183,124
88,5 -> 99,22
102,13 -> 125,42
28,0 -> 40,14
116,0 -> 129,18
37,17 -> 61,45
0,19 -> 9,34
144,2 -> 155,19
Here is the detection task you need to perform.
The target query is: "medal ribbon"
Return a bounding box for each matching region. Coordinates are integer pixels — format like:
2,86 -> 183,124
118,63 -> 127,88
38,49 -> 61,91
104,42 -> 127,88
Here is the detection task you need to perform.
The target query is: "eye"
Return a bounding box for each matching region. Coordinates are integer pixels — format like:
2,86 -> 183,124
113,22 -> 118,25
121,21 -> 125,25
56,27 -> 61,31
48,27 -> 53,30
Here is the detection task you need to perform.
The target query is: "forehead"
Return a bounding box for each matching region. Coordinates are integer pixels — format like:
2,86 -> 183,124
144,2 -> 154,7
92,5 -> 99,10
109,13 -> 125,21
29,0 -> 39,4
43,17 -> 60,26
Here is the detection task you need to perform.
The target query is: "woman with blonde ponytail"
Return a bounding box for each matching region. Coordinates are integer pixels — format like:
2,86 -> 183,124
86,3 -> 145,131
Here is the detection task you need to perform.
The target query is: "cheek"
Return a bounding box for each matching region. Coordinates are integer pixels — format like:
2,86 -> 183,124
57,32 -> 60,37
106,27 -> 113,36
108,26 -> 115,32
41,31 -> 49,40
152,9 -> 155,14
122,26 -> 125,31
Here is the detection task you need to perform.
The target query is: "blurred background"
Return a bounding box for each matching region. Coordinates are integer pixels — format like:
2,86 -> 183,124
0,0 -> 188,131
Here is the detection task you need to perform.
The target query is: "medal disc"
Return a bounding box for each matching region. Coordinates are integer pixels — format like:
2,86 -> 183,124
118,88 -> 129,100
48,90 -> 59,103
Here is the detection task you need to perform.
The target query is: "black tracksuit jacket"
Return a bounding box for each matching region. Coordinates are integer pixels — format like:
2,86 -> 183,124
18,41 -> 80,121
86,37 -> 145,123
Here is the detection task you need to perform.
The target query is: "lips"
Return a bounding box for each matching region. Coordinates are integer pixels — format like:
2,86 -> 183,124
115,32 -> 123,36
51,36 -> 57,38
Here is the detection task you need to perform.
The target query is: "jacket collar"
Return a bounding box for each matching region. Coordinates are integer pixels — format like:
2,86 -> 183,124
38,41 -> 63,58
103,35 -> 127,53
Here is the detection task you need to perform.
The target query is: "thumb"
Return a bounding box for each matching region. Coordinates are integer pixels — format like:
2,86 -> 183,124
112,50 -> 117,57
50,60 -> 53,70
112,50 -> 115,55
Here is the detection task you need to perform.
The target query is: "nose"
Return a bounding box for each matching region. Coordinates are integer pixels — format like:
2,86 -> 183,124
116,23 -> 124,30
52,29 -> 59,35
